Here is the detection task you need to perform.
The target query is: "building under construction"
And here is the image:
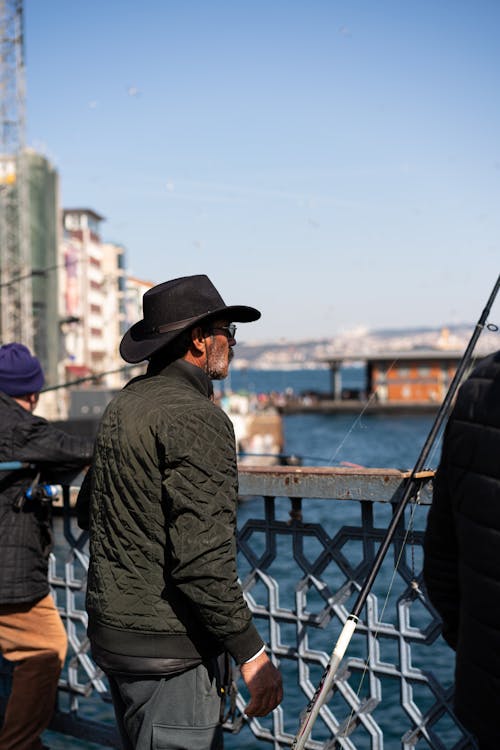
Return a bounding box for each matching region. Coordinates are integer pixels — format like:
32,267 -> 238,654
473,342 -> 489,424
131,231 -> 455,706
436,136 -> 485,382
0,145 -> 61,387
0,1 -> 61,390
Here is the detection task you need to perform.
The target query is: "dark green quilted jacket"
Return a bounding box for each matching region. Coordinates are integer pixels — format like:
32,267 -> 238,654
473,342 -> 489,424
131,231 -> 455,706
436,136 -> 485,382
82,359 -> 263,674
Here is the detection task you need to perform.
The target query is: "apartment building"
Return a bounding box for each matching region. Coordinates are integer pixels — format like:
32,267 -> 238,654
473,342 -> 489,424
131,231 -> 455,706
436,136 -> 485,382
59,211 -> 156,420
60,209 -> 107,379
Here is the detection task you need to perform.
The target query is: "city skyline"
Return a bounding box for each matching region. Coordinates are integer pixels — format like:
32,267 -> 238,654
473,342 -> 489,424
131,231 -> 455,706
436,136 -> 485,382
25,1 -> 500,342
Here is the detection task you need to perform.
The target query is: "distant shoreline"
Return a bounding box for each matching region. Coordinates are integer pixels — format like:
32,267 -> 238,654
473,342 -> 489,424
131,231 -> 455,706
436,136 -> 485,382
278,399 -> 439,416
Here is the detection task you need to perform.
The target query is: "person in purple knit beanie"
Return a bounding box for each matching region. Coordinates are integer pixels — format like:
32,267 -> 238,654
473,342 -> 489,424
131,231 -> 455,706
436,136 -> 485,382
0,342 -> 94,750
0,343 -> 45,398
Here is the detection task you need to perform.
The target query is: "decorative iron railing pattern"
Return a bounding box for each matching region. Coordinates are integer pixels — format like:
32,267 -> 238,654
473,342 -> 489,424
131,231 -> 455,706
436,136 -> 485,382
0,467 -> 476,749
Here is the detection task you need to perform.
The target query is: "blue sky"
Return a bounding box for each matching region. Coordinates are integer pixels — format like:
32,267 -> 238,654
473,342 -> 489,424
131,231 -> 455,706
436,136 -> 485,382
24,1 -> 500,342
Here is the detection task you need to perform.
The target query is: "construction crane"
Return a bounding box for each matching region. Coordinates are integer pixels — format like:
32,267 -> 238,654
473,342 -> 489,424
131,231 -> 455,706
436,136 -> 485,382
0,0 -> 32,348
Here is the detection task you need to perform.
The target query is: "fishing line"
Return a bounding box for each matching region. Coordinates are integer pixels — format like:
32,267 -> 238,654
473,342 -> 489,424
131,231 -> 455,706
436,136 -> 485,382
339,485 -> 425,738
324,359 -> 399,467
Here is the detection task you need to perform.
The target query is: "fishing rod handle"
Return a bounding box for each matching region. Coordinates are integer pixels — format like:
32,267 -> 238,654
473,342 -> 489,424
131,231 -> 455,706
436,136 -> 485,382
0,461 -> 30,471
292,616 -> 358,750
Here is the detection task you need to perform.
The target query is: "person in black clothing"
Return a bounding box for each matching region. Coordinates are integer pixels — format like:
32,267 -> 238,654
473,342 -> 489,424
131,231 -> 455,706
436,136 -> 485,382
423,350 -> 500,750
0,343 -> 94,750
78,275 -> 283,750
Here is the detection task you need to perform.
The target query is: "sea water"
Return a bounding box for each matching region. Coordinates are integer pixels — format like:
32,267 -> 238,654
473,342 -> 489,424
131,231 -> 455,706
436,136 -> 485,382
44,369 -> 454,749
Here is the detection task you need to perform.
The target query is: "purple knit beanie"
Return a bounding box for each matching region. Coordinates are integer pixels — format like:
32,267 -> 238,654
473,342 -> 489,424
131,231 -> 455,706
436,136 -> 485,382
0,343 -> 45,396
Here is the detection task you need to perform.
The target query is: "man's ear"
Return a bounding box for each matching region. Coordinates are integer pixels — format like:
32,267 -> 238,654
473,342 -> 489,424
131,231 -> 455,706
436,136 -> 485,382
15,392 -> 39,412
28,392 -> 40,411
190,326 -> 207,354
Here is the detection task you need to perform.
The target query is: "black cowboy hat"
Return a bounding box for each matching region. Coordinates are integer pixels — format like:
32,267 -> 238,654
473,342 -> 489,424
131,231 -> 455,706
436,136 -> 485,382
120,274 -> 261,363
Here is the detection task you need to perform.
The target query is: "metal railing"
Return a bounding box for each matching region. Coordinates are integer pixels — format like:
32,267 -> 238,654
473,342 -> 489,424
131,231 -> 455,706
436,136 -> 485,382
1,467 -> 475,749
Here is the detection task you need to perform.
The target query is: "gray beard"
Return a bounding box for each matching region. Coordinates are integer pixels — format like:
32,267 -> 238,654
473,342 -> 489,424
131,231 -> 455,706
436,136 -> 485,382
207,349 -> 233,380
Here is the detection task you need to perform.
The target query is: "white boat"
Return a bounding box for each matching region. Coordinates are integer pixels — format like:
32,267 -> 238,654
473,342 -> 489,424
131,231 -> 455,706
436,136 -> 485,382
219,392 -> 284,466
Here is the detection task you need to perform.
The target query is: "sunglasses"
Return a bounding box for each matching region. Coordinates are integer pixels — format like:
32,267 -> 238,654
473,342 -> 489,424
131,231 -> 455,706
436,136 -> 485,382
210,324 -> 237,338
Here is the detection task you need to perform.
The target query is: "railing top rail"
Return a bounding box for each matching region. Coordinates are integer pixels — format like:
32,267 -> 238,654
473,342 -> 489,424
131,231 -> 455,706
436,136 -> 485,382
0,462 -> 435,505
238,465 -> 435,504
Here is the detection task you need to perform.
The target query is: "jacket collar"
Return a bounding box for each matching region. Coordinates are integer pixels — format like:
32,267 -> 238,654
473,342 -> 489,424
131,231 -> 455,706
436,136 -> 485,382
0,390 -> 30,415
148,358 -> 214,400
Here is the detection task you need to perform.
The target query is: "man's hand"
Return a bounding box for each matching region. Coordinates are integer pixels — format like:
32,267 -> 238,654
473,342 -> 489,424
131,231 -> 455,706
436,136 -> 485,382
240,651 -> 283,717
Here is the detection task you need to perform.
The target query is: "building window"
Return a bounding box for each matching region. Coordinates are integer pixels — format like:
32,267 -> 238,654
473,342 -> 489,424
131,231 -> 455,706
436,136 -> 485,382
90,304 -> 102,314
90,328 -> 103,337
88,216 -> 101,234
64,213 -> 81,230
90,280 -> 101,290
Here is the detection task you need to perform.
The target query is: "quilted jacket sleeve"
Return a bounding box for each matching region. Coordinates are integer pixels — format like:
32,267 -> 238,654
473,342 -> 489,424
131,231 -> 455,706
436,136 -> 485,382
423,427 -> 460,649
162,404 -> 264,664
12,413 -> 94,483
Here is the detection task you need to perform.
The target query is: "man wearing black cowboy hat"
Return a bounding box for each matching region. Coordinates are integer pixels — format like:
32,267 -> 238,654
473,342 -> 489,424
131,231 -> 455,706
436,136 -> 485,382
78,275 -> 283,750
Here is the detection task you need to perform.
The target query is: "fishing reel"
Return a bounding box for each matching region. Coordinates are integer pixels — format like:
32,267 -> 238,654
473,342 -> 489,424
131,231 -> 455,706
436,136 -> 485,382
13,481 -> 59,511
25,484 -> 59,505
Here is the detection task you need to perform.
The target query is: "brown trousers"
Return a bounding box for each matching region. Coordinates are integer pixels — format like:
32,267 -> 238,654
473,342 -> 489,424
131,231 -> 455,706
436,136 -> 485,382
0,594 -> 67,750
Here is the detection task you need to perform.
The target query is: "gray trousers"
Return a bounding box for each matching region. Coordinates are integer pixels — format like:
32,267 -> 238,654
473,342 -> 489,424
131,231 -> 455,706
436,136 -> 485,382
108,660 -> 224,750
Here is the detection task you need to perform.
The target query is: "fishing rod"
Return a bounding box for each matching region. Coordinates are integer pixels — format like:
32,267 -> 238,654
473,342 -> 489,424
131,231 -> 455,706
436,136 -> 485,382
291,273 -> 500,750
40,364 -> 137,393
0,257 -> 84,289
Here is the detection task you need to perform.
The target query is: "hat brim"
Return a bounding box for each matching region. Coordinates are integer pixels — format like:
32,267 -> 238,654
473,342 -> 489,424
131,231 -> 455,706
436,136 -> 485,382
120,304 -> 260,364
